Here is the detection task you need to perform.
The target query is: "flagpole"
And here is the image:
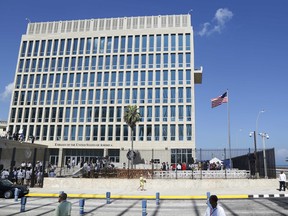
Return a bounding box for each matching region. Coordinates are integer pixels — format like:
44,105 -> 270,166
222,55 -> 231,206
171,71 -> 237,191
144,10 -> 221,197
227,89 -> 232,168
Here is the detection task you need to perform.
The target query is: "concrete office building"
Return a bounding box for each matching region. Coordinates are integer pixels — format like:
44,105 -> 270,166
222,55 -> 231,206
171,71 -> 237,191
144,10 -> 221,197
7,14 -> 202,167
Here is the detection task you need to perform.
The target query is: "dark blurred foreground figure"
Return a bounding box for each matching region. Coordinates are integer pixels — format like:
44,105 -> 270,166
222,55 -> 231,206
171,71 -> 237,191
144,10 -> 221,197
55,192 -> 72,216
204,195 -> 226,216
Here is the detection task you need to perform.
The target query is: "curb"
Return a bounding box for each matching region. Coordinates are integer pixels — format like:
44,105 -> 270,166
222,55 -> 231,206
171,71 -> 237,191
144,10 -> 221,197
26,193 -> 288,199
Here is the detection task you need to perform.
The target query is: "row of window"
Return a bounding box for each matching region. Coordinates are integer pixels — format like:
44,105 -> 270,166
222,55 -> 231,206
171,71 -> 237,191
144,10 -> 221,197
10,105 -> 193,123
20,34 -> 191,57
16,70 -> 192,89
13,87 -> 192,106
9,124 -> 193,142
18,53 -> 192,72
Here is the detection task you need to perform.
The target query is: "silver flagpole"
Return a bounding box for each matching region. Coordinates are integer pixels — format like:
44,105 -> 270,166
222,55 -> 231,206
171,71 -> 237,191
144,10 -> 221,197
227,89 -> 232,168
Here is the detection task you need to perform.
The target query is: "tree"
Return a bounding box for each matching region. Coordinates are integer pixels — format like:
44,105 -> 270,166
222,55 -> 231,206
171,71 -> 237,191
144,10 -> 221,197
124,105 -> 141,169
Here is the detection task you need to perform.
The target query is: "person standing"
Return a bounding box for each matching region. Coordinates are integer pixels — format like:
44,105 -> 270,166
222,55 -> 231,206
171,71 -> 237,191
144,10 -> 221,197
279,171 -> 286,191
205,195 -> 226,216
55,192 -> 72,216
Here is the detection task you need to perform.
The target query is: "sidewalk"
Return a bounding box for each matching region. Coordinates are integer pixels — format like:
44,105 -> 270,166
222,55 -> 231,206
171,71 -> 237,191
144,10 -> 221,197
27,178 -> 287,199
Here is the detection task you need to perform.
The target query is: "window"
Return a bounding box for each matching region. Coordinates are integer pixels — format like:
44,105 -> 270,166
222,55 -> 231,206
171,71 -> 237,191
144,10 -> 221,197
147,106 -> 152,122
116,107 -> 122,122
66,39 -> 71,55
102,89 -> 108,104
86,107 -> 92,122
72,107 -> 78,122
92,37 -> 98,54
59,39 -> 65,55
101,125 -> 106,141
186,105 -> 192,121
33,40 -> 39,56
73,38 -> 78,54
101,107 -> 107,122
81,89 -> 86,104
86,38 -> 91,54
171,87 -> 176,103
187,124 -> 192,140
171,106 -> 176,121
79,107 -> 85,122
127,36 -> 133,52
141,35 -> 147,52
85,125 -> 91,141
74,90 -> 79,104
178,105 -> 184,121
139,125 -> 144,141
46,40 -> 52,55
21,41 -> 27,57
170,124 -> 176,141
134,36 -> 140,52
93,125 -> 98,140
185,34 -> 191,50
53,90 -> 59,105
94,107 -> 99,122
154,125 -> 160,140
106,37 -> 112,53
156,34 -> 161,51
120,36 -> 126,52
162,125 -> 168,141
79,38 -> 85,54
178,34 -> 183,51
109,107 -> 114,122
95,89 -> 101,104
40,40 -> 46,56
178,87 -> 183,103
108,125 -> 113,141
113,36 -> 119,53
65,107 -> 71,122
147,125 -> 152,141
148,71 -> 153,85
162,106 -> 168,122
117,89 -> 123,104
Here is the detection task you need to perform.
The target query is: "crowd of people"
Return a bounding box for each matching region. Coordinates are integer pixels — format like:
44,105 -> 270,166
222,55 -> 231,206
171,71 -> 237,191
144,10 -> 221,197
165,161 -> 224,172
0,161 -> 43,187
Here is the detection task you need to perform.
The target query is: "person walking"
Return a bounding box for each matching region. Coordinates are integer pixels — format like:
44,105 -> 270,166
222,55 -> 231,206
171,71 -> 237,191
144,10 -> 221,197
279,171 -> 286,191
138,174 -> 146,191
204,195 -> 226,216
55,192 -> 72,216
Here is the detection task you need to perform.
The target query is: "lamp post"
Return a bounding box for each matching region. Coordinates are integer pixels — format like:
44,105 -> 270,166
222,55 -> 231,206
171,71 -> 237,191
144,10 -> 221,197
253,109 -> 264,178
259,132 -> 269,179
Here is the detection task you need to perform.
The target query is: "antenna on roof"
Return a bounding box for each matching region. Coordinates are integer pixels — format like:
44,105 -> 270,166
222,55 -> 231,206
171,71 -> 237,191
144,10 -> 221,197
25,18 -> 31,23
188,9 -> 193,14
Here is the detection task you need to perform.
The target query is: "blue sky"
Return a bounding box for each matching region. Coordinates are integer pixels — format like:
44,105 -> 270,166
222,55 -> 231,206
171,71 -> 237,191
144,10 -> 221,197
0,0 -> 287,165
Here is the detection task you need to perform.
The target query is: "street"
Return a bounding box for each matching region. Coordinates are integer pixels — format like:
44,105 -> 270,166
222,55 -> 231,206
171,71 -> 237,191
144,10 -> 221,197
0,197 -> 288,216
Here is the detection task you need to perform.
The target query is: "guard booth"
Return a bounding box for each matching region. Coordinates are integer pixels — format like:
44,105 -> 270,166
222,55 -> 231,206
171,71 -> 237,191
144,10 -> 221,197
0,138 -> 47,187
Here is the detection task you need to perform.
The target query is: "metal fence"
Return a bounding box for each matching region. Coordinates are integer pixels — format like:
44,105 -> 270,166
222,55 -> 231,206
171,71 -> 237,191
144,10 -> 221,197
119,147 -> 276,179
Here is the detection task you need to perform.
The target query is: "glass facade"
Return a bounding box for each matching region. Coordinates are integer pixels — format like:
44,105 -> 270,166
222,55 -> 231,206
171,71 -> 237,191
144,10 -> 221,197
8,14 -> 202,164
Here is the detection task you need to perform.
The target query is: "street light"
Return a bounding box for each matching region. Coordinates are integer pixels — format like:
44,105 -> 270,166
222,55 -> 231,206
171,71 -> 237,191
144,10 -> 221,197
252,109 -> 264,178
259,132 -> 269,178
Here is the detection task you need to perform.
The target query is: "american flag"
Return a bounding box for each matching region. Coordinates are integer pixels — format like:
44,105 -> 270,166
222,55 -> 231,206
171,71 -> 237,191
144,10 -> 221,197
211,92 -> 228,108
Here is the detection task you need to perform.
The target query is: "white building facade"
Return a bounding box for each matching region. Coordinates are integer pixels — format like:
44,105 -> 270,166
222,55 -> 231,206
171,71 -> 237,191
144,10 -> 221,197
8,14 -> 202,167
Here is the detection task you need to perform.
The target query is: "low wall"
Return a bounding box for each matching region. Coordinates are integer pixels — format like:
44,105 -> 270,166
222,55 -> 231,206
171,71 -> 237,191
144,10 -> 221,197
43,177 -> 278,192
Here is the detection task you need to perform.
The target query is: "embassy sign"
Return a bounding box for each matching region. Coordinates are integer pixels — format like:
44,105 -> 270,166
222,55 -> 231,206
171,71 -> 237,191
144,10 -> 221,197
54,143 -> 113,148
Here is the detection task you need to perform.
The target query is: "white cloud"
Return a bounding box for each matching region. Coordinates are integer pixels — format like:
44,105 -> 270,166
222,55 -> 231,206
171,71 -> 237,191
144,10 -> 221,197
0,82 -> 14,101
198,8 -> 233,36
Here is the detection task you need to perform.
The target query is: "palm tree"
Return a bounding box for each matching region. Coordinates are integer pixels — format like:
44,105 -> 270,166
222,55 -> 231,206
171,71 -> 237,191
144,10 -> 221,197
124,105 -> 141,169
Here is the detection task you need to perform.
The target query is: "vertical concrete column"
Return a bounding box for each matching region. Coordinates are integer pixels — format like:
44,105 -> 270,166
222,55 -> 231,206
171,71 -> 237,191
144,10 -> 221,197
58,148 -> 63,175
